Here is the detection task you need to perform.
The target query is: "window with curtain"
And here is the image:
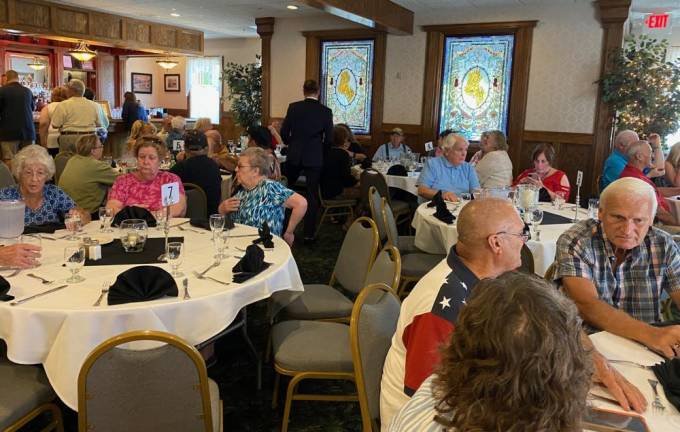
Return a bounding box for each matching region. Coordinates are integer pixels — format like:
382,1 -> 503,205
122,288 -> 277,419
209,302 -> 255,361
187,57 -> 221,124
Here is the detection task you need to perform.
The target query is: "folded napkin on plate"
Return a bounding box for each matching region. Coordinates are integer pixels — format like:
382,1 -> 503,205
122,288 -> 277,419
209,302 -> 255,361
0,276 -> 13,302
107,266 -> 177,305
386,164 -> 408,177
112,206 -> 157,227
252,222 -> 274,248
23,223 -> 66,234
232,245 -> 271,283
652,358 -> 680,411
190,215 -> 235,231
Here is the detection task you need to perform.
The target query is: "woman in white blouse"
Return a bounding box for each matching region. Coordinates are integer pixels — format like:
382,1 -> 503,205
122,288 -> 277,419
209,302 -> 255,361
469,130 -> 513,188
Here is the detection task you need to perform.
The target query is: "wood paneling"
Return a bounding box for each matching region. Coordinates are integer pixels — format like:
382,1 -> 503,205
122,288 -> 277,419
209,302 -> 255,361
0,0 -> 203,55
298,0 -> 414,35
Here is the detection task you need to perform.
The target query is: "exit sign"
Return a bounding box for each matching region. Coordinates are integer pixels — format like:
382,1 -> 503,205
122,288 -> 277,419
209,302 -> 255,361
645,13 -> 670,29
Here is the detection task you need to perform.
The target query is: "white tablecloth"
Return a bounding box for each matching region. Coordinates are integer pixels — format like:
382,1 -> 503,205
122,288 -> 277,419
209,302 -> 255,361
590,331 -> 680,431
412,201 -> 581,276
0,220 -> 303,410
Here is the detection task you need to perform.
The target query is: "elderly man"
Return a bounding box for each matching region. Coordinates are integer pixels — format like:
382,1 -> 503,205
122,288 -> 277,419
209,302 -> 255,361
380,198 -> 645,429
50,79 -> 107,153
0,70 -> 35,167
619,140 -> 679,225
556,177 -> 680,360
417,133 -> 479,202
373,128 -> 413,161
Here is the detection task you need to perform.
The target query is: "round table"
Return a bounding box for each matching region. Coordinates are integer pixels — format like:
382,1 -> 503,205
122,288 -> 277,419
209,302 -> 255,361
0,220 -> 303,410
411,201 -> 581,276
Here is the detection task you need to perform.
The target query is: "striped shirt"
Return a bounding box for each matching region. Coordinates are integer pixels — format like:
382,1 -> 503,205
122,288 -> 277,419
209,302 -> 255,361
554,219 -> 680,325
388,375 -> 454,431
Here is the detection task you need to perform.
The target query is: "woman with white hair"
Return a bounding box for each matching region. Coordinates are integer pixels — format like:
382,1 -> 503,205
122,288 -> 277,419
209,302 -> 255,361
0,145 -> 90,226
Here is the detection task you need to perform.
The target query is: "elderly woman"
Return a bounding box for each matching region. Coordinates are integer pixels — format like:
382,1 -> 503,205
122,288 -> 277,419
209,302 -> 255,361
58,134 -> 119,216
218,147 -> 306,247
38,86 -> 68,157
417,134 -> 480,202
194,117 -> 212,133
0,145 -> 90,226
107,136 -> 186,217
514,143 -> 570,201
468,130 -> 513,188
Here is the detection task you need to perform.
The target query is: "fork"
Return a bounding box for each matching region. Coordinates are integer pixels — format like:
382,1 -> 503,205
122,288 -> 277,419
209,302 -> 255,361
93,281 -> 110,306
192,270 -> 231,286
26,273 -> 54,285
648,379 -> 665,413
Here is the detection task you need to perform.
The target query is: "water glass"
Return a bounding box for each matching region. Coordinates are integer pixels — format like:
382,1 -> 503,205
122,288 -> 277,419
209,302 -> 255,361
99,207 -> 114,233
21,234 -> 42,267
64,213 -> 82,241
552,191 -> 566,210
166,242 -> 184,277
64,245 -> 86,283
588,199 -> 599,220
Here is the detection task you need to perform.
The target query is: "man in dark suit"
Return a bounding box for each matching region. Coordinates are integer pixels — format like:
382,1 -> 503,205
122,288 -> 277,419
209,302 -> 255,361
0,70 -> 35,168
280,79 -> 334,243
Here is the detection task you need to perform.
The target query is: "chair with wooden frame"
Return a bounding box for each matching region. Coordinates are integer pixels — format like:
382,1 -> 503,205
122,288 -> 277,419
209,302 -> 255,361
381,198 -> 445,297
183,182 -> 208,219
271,283 -> 400,432
0,340 -> 64,432
316,186 -> 357,236
78,330 -> 222,432
279,217 -> 380,322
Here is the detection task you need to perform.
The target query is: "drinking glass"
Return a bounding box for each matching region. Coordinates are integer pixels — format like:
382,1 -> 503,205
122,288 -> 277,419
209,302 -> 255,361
64,245 -> 86,283
64,213 -> 82,241
552,191 -> 566,210
98,207 -> 114,233
21,234 -> 42,268
588,199 -> 599,220
166,242 -> 184,277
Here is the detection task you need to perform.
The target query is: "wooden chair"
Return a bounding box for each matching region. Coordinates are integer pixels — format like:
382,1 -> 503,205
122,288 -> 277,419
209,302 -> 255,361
78,330 -> 222,432
184,182 -> 208,219
271,283 -> 400,432
316,187 -> 357,236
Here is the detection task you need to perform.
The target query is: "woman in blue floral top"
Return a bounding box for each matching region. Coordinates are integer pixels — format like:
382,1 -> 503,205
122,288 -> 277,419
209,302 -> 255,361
218,147 -> 307,247
0,145 -> 90,226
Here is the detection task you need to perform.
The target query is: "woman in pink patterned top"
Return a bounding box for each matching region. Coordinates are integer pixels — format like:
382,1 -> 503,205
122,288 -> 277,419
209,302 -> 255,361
107,136 -> 186,217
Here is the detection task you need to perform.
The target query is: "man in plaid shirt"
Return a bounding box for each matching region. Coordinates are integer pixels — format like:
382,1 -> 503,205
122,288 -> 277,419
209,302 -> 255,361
555,177 -> 680,358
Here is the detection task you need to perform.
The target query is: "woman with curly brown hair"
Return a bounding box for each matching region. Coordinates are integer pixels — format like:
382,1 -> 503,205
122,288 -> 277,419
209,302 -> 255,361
388,272 -> 593,432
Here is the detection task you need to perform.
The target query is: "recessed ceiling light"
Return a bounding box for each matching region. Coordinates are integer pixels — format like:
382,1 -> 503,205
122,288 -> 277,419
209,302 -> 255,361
287,5 -> 299,10
170,12 -> 180,17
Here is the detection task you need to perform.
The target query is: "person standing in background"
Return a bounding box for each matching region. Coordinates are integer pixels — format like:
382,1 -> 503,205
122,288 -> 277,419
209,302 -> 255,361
280,79 -> 334,244
0,70 -> 36,169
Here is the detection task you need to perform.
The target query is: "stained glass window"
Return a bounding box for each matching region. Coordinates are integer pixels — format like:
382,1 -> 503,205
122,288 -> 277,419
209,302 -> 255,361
439,35 -> 514,141
320,40 -> 374,135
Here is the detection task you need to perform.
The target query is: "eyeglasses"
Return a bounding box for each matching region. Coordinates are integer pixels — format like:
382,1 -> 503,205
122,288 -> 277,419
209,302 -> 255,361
494,227 -> 531,243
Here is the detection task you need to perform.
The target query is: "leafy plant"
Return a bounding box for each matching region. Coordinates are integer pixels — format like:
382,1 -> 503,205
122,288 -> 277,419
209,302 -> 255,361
600,34 -> 680,139
222,55 -> 262,129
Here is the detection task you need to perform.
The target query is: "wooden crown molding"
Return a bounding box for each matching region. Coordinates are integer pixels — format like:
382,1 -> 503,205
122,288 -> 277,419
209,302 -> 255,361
298,0 -> 413,35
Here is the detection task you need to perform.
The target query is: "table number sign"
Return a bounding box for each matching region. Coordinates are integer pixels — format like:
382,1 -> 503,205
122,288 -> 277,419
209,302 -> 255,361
161,182 -> 180,207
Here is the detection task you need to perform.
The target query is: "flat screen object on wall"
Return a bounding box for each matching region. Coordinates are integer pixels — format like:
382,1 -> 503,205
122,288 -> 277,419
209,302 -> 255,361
582,407 -> 650,432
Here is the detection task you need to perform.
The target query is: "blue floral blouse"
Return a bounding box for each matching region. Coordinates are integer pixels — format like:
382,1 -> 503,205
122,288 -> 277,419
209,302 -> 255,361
232,180 -> 293,236
0,184 -> 76,226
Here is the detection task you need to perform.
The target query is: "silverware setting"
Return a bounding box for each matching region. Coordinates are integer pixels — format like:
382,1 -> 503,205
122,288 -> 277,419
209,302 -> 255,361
192,270 -> 231,286
182,278 -> 191,300
648,379 -> 665,414
10,284 -> 69,306
26,273 -> 54,284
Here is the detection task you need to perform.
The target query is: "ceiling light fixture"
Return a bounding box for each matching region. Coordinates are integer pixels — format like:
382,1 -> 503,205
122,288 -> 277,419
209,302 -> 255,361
68,40 -> 97,62
27,57 -> 46,71
287,5 -> 299,10
170,12 -> 181,17
156,54 -> 179,70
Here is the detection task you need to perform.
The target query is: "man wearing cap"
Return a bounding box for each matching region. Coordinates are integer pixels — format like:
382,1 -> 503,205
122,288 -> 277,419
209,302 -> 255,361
373,128 -> 413,161
50,79 -> 107,153
0,70 -> 35,168
170,129 -> 222,215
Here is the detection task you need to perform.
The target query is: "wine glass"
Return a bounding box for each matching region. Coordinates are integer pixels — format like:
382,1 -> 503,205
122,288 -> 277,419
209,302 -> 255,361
64,213 -> 81,241
98,207 -> 114,233
64,245 -> 86,283
166,242 -> 184,277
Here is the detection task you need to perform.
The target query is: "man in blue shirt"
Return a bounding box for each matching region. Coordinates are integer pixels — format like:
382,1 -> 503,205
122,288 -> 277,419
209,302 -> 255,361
418,134 -> 480,201
600,129 -> 638,191
373,127 -> 413,161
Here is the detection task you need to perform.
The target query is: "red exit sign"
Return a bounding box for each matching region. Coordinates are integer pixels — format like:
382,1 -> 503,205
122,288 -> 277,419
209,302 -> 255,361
645,13 -> 670,29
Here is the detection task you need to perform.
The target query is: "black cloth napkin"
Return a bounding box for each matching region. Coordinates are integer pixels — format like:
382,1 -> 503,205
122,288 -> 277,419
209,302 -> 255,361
652,358 -> 680,411
0,276 -> 13,302
190,215 -> 235,231
387,164 -> 408,177
542,211 -> 572,225
107,266 -> 178,305
112,206 -> 157,227
23,223 -> 66,234
85,237 -> 183,266
232,244 -> 271,283
252,222 -> 274,248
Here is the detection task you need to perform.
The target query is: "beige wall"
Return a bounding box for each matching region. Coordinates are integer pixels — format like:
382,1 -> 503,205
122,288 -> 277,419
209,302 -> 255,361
204,38 -> 262,111
270,2 -> 604,134
125,56 -> 188,110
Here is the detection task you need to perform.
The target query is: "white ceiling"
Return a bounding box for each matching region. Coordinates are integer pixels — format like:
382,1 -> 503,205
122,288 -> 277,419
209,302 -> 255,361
57,0 -> 680,39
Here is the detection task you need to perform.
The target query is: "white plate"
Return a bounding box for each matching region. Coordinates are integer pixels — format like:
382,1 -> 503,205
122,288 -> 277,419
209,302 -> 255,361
88,234 -> 114,245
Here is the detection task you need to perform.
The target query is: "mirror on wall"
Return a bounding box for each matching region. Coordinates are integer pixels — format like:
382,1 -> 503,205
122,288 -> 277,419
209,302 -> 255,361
5,52 -> 51,96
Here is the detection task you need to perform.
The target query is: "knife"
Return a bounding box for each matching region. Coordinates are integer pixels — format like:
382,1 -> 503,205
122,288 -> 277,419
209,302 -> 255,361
9,285 -> 69,306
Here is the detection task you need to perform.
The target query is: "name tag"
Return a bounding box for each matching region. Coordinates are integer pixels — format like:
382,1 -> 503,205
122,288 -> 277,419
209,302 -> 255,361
161,182 -> 180,206
172,140 -> 184,152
